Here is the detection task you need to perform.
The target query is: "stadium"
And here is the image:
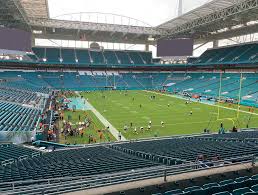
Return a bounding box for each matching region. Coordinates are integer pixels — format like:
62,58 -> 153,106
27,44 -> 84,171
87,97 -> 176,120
0,0 -> 258,194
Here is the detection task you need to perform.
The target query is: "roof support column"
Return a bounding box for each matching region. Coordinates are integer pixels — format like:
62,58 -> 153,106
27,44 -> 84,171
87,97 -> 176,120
213,40 -> 219,48
31,34 -> 36,47
145,44 -> 149,52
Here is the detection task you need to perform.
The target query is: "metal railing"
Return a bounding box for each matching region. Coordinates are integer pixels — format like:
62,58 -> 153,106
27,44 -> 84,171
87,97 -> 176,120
0,155 -> 255,195
0,150 -> 41,167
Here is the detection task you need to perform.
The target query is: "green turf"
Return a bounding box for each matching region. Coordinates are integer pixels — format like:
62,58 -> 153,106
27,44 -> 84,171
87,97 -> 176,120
81,90 -> 258,140
58,110 -> 115,144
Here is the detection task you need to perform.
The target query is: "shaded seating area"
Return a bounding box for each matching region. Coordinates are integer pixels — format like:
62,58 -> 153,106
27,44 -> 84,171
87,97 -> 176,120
0,144 -> 39,163
31,47 -> 153,66
0,146 -> 160,183
200,131 -> 258,141
153,174 -> 258,195
112,135 -> 258,162
0,101 -> 40,132
192,43 -> 258,65
0,87 -> 40,104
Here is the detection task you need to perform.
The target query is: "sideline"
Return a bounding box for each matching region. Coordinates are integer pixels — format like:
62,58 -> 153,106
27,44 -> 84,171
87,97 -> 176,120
85,100 -> 127,141
75,91 -> 127,141
146,91 -> 258,117
75,92 -> 126,141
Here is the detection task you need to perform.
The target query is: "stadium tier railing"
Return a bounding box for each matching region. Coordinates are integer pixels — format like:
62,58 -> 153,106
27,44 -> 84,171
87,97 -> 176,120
0,155 -> 255,195
34,128 -> 258,151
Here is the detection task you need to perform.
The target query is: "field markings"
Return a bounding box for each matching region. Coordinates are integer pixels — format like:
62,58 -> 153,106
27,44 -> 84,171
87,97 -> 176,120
142,116 -> 150,120
138,120 -> 210,127
146,91 -> 258,117
83,99 -> 127,141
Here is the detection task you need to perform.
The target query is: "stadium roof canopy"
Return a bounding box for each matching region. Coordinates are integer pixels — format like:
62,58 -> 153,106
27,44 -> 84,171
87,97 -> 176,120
1,0 -> 258,45
19,0 -> 49,19
159,0 -> 248,29
159,0 -> 258,43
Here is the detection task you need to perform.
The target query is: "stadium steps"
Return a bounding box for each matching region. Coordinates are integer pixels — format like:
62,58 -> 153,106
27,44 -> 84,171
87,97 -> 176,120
116,76 -> 130,88
132,76 -> 147,89
138,52 -> 146,64
113,137 -> 258,162
248,90 -> 258,96
226,80 -> 258,94
201,79 -> 240,96
193,79 -> 220,91
109,144 -> 187,166
171,75 -> 213,90
169,77 -> 194,89
231,44 -> 256,62
152,174 -> 258,195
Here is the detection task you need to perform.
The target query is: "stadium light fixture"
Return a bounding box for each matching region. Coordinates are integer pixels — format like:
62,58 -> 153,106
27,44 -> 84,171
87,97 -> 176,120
148,36 -> 155,41
247,20 -> 258,26
232,24 -> 244,29
33,30 -> 42,34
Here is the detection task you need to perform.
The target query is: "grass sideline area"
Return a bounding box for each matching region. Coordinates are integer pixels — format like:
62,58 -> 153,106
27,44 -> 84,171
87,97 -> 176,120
81,90 -> 258,140
58,110 -> 115,144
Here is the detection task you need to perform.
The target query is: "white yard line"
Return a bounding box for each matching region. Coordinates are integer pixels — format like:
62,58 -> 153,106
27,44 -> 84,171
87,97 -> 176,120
86,100 -> 127,141
146,91 -> 258,117
75,92 -> 126,141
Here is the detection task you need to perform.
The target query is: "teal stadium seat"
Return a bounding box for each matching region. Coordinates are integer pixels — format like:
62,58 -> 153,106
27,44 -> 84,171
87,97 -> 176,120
213,192 -> 231,195
164,189 -> 183,194
251,184 -> 258,192
232,187 -> 252,195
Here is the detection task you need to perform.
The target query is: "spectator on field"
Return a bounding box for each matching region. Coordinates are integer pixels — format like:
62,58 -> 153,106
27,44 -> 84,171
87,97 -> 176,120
232,126 -> 237,132
118,131 -> 122,141
219,126 -> 225,134
80,128 -> 84,138
88,135 -> 91,144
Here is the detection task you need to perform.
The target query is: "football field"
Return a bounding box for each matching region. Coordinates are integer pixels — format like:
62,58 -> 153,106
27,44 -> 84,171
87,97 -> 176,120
81,90 -> 258,140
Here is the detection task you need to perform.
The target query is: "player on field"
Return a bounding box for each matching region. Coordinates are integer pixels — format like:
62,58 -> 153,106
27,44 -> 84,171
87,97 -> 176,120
124,125 -> 128,132
161,121 -> 164,127
140,126 -> 144,132
134,127 -> 137,134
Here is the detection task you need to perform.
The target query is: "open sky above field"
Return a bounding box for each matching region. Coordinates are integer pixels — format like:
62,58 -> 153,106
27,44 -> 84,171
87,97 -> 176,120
48,0 -> 211,26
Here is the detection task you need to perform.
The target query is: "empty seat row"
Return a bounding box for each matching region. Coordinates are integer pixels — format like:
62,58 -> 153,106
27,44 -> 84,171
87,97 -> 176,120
153,174 -> 258,195
0,146 -> 160,183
